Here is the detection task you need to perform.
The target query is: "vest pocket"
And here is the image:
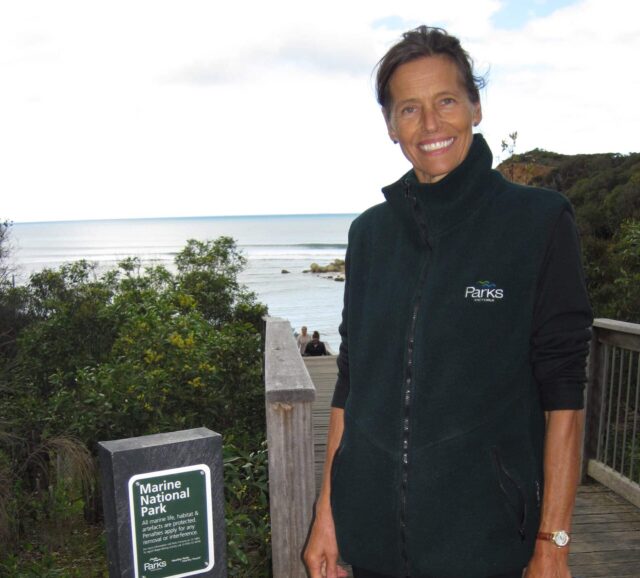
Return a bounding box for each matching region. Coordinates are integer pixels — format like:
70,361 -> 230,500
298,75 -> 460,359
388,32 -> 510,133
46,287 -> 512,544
491,446 -> 527,540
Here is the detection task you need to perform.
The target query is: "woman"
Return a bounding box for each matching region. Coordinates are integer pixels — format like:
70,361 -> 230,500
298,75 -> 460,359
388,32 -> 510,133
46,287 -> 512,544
304,26 -> 591,578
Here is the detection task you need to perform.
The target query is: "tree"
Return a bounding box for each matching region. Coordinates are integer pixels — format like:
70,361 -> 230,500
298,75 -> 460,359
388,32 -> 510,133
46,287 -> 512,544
500,132 -> 518,180
0,220 -> 11,284
608,220 -> 640,321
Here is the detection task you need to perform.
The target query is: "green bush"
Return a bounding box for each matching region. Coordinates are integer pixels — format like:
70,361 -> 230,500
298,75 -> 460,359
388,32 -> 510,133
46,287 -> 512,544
0,237 -> 271,576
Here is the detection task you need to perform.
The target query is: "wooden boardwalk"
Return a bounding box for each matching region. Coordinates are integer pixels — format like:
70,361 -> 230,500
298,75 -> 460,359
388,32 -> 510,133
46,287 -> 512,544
304,355 -> 336,492
305,356 -> 640,578
571,484 -> 640,577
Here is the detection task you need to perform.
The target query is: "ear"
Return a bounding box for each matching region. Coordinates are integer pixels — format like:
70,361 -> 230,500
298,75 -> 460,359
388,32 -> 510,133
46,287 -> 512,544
472,102 -> 482,127
383,107 -> 398,143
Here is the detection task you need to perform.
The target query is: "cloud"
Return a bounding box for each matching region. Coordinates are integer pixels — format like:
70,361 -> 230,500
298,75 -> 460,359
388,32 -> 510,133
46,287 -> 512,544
0,0 -> 638,223
167,31 -> 376,86
372,15 -> 422,31
166,55 -> 264,86
275,34 -> 376,76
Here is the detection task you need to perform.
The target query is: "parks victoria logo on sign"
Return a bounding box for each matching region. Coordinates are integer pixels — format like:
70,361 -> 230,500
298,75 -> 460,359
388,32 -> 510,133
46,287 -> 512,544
129,464 -> 214,578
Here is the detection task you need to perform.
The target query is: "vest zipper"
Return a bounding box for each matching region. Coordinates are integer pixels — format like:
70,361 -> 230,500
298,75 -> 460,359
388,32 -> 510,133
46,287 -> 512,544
399,181 -> 431,574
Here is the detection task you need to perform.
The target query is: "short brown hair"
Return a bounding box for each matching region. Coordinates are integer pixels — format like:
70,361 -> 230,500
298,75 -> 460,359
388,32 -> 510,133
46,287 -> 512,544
376,26 -> 485,118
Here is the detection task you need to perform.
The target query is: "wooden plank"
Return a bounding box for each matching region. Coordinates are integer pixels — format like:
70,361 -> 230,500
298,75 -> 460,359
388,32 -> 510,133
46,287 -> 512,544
570,532 -> 640,553
577,484 -> 613,493
575,489 -> 632,505
574,501 -> 638,512
266,400 -> 315,578
594,318 -> 640,337
264,317 -> 317,578
572,521 -> 640,532
571,563 -> 640,576
574,509 -> 639,520
265,317 -> 316,403
588,460 -> 640,509
570,549 -> 640,565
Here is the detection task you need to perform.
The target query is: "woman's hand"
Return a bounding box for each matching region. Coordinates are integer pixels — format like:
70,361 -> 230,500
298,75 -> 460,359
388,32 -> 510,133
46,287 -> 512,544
303,505 -> 349,578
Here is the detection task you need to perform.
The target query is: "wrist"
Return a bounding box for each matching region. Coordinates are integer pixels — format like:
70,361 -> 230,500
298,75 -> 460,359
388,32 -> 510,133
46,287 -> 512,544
314,497 -> 333,518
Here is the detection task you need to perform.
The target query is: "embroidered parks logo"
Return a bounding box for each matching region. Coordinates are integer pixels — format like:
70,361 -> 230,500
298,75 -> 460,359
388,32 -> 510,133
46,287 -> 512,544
464,280 -> 504,302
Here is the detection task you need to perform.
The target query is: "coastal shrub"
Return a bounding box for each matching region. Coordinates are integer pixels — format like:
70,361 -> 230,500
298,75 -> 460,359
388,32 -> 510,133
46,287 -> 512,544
224,441 -> 270,577
0,237 -> 271,575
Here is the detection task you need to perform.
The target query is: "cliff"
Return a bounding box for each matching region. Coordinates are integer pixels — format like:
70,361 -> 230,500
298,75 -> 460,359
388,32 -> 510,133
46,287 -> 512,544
496,148 -> 640,193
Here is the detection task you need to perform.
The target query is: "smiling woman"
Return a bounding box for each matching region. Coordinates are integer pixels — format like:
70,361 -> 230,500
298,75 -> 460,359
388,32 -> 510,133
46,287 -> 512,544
304,25 -> 592,578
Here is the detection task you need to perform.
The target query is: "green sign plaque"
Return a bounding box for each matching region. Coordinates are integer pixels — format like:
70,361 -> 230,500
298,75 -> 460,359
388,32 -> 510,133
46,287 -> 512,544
129,464 -> 214,578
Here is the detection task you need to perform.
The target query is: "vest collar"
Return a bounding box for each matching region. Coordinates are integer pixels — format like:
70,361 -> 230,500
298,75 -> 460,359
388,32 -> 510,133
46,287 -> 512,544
382,134 -> 498,247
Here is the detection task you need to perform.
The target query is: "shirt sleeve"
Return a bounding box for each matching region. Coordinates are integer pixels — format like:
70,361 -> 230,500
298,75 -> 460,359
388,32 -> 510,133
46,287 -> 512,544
530,209 -> 593,411
331,245 -> 351,408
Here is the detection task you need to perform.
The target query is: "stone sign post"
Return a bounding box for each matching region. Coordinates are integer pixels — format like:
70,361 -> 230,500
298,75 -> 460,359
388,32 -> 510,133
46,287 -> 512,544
99,428 -> 226,578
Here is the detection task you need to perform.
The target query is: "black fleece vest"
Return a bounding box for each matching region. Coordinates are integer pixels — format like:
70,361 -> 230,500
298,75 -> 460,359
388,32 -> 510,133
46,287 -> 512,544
331,135 -> 572,578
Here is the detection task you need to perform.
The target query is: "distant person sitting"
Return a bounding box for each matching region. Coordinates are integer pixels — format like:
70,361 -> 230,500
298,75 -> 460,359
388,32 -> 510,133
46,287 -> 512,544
304,331 -> 328,356
297,326 -> 312,355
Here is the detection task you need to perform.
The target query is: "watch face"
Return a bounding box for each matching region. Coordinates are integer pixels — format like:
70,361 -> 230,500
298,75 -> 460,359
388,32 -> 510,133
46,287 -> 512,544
553,531 -> 570,547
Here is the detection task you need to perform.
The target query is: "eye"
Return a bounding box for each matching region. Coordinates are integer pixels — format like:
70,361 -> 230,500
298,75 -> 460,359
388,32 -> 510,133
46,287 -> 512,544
400,105 -> 418,116
440,97 -> 456,106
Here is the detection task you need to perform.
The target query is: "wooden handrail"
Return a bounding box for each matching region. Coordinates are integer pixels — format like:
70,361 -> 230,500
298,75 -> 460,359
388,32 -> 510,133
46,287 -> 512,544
264,317 -> 316,578
593,318 -> 640,336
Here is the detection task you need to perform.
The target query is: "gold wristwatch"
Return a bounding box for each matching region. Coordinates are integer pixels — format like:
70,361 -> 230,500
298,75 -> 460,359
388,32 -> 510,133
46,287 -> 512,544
536,530 -> 571,547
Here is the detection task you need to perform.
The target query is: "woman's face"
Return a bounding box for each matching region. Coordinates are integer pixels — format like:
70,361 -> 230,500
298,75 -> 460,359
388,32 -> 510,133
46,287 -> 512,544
385,55 -> 482,184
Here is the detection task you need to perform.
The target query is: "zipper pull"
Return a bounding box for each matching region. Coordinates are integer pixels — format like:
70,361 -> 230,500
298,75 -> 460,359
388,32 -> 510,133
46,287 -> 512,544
403,178 -> 416,203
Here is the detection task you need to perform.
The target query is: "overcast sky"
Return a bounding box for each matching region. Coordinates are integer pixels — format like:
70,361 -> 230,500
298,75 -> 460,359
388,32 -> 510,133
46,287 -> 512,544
1,0 -> 638,223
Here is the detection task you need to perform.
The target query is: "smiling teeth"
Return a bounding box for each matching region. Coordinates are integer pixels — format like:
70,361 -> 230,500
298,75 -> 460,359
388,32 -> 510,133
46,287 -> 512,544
419,138 -> 454,152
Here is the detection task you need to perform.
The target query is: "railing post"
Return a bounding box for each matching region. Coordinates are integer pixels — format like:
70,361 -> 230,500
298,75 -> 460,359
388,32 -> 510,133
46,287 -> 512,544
264,317 -> 316,578
582,324 -> 603,482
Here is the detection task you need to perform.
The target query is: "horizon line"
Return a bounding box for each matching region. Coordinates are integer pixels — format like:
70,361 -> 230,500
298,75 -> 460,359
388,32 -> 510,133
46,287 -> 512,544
13,212 -> 361,226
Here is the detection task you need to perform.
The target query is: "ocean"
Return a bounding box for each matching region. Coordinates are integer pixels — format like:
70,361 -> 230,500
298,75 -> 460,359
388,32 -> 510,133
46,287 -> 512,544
10,214 -> 357,351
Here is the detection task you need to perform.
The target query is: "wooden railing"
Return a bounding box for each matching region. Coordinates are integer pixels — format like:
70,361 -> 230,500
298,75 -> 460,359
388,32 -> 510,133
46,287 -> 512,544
582,318 -> 640,507
264,317 -> 316,578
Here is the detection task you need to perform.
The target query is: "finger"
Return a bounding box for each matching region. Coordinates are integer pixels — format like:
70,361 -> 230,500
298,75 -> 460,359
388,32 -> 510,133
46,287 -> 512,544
304,557 -> 324,578
325,558 -> 345,578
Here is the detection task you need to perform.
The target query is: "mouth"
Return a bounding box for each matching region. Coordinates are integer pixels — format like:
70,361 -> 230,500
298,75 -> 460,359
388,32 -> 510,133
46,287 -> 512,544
418,137 -> 455,153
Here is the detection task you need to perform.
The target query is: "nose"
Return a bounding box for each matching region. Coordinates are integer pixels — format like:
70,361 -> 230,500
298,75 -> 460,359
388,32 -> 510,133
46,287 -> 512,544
421,107 -> 440,133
